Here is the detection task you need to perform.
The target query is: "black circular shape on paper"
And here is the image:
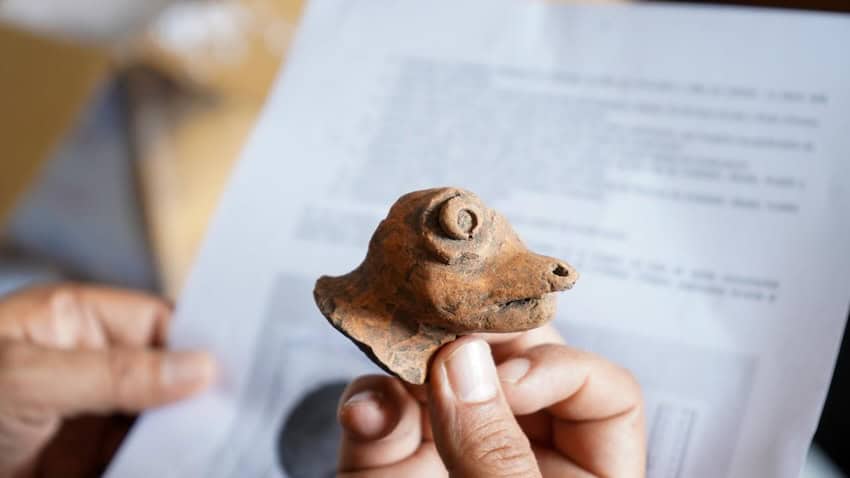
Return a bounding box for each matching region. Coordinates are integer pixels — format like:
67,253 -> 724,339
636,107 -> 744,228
277,381 -> 347,478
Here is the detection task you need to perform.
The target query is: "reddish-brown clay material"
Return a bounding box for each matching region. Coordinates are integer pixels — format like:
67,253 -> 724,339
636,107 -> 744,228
314,187 -> 578,384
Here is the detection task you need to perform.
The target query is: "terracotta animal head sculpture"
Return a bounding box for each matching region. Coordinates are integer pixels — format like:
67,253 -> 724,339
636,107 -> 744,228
314,187 -> 578,383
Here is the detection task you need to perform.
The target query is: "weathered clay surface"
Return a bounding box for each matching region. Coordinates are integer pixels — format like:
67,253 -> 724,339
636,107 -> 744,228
314,187 -> 578,384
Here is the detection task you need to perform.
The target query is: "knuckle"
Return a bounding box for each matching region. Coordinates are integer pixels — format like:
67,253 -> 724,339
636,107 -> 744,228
107,350 -> 158,409
107,350 -> 133,404
618,368 -> 646,420
46,284 -> 84,319
144,294 -> 172,320
535,342 -> 643,398
455,413 -> 537,476
151,301 -> 172,322
148,302 -> 172,343
616,366 -> 644,403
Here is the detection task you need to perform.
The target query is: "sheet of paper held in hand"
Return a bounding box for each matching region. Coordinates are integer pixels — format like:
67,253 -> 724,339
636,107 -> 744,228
107,1 -> 850,477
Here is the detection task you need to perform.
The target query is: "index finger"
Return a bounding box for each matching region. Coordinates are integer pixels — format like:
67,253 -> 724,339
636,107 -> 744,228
499,344 -> 642,421
0,284 -> 172,348
497,344 -> 646,476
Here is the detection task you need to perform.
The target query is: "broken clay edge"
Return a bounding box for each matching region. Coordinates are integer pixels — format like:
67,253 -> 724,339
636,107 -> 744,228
313,280 -> 430,384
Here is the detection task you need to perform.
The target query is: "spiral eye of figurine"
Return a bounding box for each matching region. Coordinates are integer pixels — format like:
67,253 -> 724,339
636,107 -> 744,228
422,190 -> 493,264
439,196 -> 481,240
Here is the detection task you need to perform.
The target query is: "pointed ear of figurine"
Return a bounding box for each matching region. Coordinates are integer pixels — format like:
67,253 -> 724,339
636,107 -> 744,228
314,270 -> 452,384
314,187 -> 578,384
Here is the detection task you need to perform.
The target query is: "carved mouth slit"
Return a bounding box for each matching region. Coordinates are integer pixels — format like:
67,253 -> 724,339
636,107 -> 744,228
499,297 -> 540,310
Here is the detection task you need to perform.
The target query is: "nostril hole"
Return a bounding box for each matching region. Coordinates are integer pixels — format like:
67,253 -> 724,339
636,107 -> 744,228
552,264 -> 570,277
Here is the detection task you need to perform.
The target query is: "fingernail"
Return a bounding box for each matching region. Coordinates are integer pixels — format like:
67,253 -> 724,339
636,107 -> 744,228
339,388 -> 392,440
162,351 -> 215,387
445,340 -> 498,403
498,358 -> 531,384
342,390 -> 381,409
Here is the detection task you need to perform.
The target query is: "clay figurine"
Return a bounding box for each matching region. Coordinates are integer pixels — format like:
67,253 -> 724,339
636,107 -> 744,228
313,187 -> 578,384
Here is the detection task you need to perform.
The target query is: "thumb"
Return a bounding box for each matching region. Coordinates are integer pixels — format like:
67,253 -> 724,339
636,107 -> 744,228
427,338 -> 540,478
2,342 -> 215,415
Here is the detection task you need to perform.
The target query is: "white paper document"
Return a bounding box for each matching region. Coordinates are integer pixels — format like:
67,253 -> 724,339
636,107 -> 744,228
107,1 -> 850,477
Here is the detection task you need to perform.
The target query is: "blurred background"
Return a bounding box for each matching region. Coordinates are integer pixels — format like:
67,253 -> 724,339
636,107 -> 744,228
0,0 -> 848,476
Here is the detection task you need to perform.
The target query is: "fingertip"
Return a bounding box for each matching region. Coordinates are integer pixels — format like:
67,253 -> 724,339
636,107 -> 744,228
431,335 -> 491,364
428,336 -> 485,382
161,350 -> 217,394
338,377 -> 402,441
428,336 -> 498,404
193,351 -> 217,386
339,389 -> 397,441
337,375 -> 423,471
